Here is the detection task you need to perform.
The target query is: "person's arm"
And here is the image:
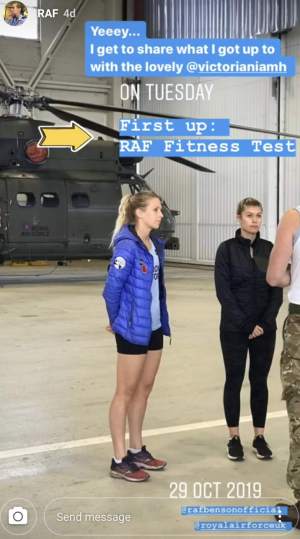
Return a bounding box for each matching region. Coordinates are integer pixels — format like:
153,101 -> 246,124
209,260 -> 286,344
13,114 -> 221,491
266,210 -> 300,287
257,286 -> 283,332
214,242 -> 253,331
102,240 -> 134,325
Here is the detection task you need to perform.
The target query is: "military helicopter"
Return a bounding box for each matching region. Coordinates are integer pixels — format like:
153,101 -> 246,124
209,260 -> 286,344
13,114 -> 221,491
2,79 -> 300,264
0,84 -> 218,263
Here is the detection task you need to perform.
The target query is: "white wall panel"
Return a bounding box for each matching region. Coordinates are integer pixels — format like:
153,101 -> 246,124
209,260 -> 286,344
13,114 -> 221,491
281,27 -> 300,212
141,75 -> 277,263
144,155 -> 198,261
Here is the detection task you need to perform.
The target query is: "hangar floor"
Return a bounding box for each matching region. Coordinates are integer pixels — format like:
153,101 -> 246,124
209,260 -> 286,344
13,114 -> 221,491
0,262 -> 296,538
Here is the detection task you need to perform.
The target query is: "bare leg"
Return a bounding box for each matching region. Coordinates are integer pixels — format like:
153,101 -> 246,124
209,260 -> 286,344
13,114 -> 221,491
128,349 -> 162,449
229,427 -> 240,437
109,353 -> 146,459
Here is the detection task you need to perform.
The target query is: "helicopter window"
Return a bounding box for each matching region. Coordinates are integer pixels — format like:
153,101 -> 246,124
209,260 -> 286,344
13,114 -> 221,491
41,193 -> 59,208
71,193 -> 90,208
16,192 -> 35,207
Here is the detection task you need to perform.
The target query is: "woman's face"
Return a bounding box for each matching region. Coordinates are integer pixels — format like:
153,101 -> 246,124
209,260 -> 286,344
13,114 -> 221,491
9,3 -> 21,17
237,205 -> 262,235
136,197 -> 163,230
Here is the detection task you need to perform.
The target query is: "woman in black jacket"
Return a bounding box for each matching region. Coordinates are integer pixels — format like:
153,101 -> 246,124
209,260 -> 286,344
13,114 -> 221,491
214,198 -> 282,461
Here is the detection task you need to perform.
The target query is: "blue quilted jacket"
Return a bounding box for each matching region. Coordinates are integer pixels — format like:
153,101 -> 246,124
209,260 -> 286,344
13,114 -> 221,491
103,225 -> 171,345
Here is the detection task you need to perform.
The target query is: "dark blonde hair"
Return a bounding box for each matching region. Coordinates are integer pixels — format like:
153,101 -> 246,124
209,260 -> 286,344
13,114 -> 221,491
237,197 -> 263,216
5,1 -> 26,14
110,190 -> 161,246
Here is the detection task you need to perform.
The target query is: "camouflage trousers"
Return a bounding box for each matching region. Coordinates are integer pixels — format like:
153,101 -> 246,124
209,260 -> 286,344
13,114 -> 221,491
281,313 -> 300,500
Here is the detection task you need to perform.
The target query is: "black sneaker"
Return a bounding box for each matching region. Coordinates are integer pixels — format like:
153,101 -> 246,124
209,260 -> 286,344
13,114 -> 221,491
227,436 -> 244,461
252,435 -> 273,460
274,502 -> 300,528
110,456 -> 150,482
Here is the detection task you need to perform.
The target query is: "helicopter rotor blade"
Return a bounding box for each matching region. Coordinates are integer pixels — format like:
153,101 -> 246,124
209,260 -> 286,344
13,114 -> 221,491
43,97 -> 184,119
141,168 -> 154,179
43,104 -> 124,139
168,156 -> 214,172
230,123 -> 300,139
43,98 -> 300,139
43,104 -> 215,174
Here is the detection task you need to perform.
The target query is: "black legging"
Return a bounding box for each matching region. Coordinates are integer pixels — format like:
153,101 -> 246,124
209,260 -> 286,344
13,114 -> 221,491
220,330 -> 276,428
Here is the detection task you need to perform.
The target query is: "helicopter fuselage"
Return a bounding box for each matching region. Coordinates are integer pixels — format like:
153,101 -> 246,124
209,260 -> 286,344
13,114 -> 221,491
0,117 -> 179,262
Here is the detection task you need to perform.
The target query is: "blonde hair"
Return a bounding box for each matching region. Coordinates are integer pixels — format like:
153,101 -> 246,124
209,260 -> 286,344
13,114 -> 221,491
5,1 -> 27,18
110,190 -> 161,246
237,197 -> 263,216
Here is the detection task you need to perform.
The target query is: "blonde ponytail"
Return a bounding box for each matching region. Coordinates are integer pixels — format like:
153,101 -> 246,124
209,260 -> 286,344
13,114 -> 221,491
110,190 -> 161,247
110,194 -> 132,247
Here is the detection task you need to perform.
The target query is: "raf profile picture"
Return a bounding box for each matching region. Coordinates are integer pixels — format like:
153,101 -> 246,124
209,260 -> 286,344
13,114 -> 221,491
4,1 -> 28,26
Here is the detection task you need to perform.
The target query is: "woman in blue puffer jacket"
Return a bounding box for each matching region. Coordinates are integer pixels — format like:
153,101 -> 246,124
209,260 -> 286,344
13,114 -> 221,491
103,190 -> 171,482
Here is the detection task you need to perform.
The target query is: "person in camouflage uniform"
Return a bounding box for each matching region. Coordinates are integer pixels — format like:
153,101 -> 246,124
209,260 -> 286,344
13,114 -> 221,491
267,207 -> 300,528
281,314 -> 300,501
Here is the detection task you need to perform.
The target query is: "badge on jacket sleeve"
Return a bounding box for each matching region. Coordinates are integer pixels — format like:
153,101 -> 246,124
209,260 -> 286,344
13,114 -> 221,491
114,256 -> 126,270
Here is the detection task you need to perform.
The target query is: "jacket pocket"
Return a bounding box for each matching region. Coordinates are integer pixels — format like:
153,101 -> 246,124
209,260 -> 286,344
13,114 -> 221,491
127,300 -> 134,328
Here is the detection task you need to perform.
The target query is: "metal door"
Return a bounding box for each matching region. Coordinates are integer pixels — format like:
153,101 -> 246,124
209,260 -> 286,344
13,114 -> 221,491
6,177 -> 67,258
0,179 -> 8,256
67,180 -> 120,257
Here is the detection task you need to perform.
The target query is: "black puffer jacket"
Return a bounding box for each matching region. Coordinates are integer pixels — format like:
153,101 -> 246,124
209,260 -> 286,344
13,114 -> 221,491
214,229 -> 283,333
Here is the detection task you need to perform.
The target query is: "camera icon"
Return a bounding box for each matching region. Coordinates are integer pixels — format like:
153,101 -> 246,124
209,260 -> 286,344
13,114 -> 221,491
8,506 -> 28,525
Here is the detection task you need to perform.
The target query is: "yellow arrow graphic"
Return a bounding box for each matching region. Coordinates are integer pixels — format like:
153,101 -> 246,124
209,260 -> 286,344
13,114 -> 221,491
37,121 -> 94,152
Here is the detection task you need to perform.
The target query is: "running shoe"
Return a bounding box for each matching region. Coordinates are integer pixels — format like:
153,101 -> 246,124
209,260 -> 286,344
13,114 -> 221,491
127,445 -> 167,470
227,436 -> 244,461
252,435 -> 273,460
110,456 -> 150,481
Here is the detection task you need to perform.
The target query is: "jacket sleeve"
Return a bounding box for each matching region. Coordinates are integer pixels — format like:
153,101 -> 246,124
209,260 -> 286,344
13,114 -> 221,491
102,240 -> 135,325
214,242 -> 253,331
258,285 -> 283,331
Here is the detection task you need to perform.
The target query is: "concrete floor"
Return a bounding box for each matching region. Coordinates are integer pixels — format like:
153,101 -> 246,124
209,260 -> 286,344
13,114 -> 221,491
0,262 -> 297,538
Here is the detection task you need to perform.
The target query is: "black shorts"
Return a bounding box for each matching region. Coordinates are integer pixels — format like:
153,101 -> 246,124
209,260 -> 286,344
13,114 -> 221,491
115,328 -> 163,355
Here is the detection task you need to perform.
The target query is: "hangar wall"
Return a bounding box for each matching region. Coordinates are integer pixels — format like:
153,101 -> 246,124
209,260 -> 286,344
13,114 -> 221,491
0,0 -> 123,132
282,26 -> 300,212
140,75 -> 278,263
1,1 -> 299,265
140,28 -> 300,264
145,0 -> 300,38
